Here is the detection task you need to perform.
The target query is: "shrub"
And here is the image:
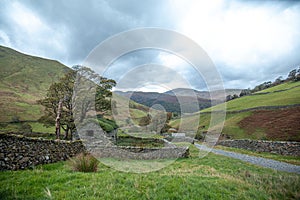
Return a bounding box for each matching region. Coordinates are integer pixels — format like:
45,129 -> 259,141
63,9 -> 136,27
98,118 -> 118,132
98,120 -> 114,132
68,153 -> 99,172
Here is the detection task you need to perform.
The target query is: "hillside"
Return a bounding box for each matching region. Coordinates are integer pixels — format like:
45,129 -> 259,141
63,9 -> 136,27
201,81 -> 300,112
111,93 -> 150,127
0,46 -> 152,135
0,46 -> 70,122
169,81 -> 300,141
115,91 -> 212,113
115,88 -> 241,113
165,88 -> 242,100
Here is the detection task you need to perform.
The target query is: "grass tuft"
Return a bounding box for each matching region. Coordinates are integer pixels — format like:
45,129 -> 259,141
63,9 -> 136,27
68,153 -> 99,173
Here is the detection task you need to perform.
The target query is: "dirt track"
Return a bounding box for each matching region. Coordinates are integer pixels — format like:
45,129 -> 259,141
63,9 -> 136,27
195,143 -> 300,174
239,107 -> 300,141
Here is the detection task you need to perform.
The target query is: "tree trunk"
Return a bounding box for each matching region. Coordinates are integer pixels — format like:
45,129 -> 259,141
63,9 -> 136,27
55,99 -> 63,139
64,127 -> 70,140
70,129 -> 73,141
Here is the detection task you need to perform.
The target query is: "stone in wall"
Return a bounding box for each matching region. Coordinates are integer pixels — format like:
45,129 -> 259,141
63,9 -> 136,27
90,146 -> 189,160
218,139 -> 300,156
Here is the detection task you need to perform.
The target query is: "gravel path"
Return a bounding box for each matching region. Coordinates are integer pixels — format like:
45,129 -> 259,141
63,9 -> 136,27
195,144 -> 300,174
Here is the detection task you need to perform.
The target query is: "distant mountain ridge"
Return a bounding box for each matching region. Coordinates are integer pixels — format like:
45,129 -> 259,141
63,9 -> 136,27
115,88 -> 242,113
164,88 -> 242,100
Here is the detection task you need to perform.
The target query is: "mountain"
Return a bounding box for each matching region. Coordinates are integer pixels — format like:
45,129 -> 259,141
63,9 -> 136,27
115,88 -> 242,113
0,45 -> 70,122
165,88 -> 242,100
114,91 -> 212,113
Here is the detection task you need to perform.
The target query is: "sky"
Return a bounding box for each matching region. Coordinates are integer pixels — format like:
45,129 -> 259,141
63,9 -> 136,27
1,0 -> 300,92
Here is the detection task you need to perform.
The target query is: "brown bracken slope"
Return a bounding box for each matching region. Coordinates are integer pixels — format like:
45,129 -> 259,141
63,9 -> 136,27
239,107 -> 300,141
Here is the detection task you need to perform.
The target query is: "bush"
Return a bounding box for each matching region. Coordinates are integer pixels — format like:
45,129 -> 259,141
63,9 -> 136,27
98,120 -> 114,132
98,118 -> 118,132
68,153 -> 99,172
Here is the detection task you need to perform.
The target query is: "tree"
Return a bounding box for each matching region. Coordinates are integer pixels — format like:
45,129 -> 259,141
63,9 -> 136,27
274,76 -> 283,85
251,81 -> 272,92
287,69 -> 297,81
239,88 -> 251,97
38,66 -> 116,140
72,66 -> 116,124
226,95 -> 232,102
296,67 -> 300,81
38,68 -> 76,140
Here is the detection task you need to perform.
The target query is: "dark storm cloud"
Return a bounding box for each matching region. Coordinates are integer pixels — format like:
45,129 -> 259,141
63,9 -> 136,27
1,0 -> 300,91
0,0 -> 176,66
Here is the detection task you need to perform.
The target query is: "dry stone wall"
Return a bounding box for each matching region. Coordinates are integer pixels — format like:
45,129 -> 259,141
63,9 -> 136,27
90,146 -> 189,160
0,134 -> 189,170
0,134 -> 86,170
218,139 -> 300,156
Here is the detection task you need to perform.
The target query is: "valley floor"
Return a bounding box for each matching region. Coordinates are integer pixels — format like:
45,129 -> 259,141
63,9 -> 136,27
0,145 -> 299,199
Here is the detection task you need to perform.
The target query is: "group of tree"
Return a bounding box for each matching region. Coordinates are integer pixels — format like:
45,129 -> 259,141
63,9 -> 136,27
225,67 -> 300,102
251,67 -> 300,93
37,65 -> 116,140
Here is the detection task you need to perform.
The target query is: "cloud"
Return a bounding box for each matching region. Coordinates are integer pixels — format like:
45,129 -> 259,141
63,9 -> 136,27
1,0 -> 300,90
0,1 -> 69,59
0,31 -> 11,46
173,0 -> 300,88
113,63 -> 191,92
0,0 -> 176,65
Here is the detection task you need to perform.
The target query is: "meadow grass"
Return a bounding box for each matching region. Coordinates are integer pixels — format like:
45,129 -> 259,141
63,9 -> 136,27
0,122 -> 54,134
28,122 -> 54,133
169,112 -> 259,139
0,145 -> 299,199
130,109 -> 147,118
255,81 -> 300,93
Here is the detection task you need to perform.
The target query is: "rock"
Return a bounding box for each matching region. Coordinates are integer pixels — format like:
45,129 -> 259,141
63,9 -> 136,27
19,157 -> 30,164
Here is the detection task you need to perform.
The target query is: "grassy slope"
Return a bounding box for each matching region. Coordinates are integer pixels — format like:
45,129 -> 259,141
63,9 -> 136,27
0,45 -> 69,122
169,81 -> 300,141
0,46 -> 149,133
256,81 -> 300,93
0,146 -> 299,199
201,81 -> 300,112
111,93 -> 150,127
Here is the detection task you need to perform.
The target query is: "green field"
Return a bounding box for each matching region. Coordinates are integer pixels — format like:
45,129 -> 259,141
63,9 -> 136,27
169,112 -> 261,139
0,146 -> 299,199
0,122 -> 55,134
255,81 -> 300,93
201,83 -> 300,112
